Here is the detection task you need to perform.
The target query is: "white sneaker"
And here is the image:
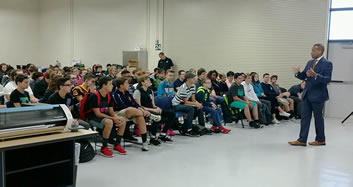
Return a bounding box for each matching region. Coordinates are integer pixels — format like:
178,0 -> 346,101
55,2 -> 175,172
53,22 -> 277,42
150,114 -> 161,122
279,111 -> 291,117
272,119 -> 280,124
142,142 -> 149,151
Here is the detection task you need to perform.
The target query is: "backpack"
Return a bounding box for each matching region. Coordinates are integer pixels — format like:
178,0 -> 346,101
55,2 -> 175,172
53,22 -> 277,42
79,91 -> 111,121
77,139 -> 95,163
221,95 -> 241,123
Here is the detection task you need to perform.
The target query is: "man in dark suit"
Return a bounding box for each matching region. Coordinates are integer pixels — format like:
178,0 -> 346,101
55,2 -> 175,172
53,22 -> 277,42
289,43 -> 333,146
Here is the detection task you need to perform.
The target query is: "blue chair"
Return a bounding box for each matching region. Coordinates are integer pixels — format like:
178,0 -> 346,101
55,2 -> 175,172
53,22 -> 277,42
154,96 -> 172,110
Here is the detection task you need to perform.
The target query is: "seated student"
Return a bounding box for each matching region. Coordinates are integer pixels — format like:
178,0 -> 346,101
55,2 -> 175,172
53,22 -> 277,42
157,70 -> 175,97
217,73 -> 229,96
30,71 -> 43,91
196,78 -> 231,133
112,77 -> 161,151
9,74 -> 31,107
4,69 -> 38,103
208,70 -> 221,96
133,75 -> 174,144
48,77 -> 90,129
149,67 -> 160,82
173,70 -> 186,92
33,69 -> 53,99
42,75 -> 62,103
120,70 -> 136,95
154,68 -> 165,91
242,73 -> 272,125
72,73 -> 96,103
76,68 -> 87,86
270,75 -> 295,118
130,69 -> 139,85
288,80 -> 305,119
227,73 -> 261,128
225,71 -> 235,88
194,68 -> 207,89
84,76 -> 127,157
260,73 -> 291,123
172,72 -> 205,136
251,72 -> 278,124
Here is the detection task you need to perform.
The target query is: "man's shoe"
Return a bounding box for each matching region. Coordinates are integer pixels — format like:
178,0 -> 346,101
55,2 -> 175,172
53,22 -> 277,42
100,147 -> 113,157
184,130 -> 200,137
272,119 -> 280,124
159,135 -> 173,143
279,111 -> 291,117
142,142 -> 149,151
149,138 -> 161,146
219,126 -> 231,134
249,121 -> 261,129
209,125 -> 218,132
309,141 -> 326,146
288,140 -> 306,146
113,144 -> 127,155
166,130 -> 176,136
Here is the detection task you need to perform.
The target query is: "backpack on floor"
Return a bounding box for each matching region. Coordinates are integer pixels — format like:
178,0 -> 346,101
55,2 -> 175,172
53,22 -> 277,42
192,124 -> 209,136
77,139 -> 95,163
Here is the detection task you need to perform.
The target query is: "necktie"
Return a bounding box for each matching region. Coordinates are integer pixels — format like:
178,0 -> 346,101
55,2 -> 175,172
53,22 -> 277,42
312,59 -> 318,69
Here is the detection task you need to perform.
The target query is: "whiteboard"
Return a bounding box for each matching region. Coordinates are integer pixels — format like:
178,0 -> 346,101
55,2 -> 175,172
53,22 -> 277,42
328,42 -> 353,82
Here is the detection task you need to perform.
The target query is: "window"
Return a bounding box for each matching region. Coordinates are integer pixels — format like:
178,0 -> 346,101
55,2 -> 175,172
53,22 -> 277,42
329,0 -> 353,40
331,0 -> 353,9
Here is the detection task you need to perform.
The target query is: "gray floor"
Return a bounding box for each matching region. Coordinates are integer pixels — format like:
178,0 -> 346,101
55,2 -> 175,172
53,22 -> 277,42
77,118 -> 353,187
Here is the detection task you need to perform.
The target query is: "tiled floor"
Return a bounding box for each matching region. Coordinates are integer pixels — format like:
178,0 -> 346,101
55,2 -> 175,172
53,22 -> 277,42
77,118 -> 353,187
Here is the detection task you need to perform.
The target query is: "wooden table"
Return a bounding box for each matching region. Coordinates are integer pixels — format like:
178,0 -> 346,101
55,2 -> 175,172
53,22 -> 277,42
0,129 -> 97,187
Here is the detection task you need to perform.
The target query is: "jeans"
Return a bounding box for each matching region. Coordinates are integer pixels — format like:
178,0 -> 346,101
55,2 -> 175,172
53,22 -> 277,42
209,96 -> 224,105
202,106 -> 223,127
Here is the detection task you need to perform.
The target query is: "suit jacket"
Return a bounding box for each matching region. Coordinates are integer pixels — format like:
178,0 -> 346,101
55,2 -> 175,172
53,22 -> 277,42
296,57 -> 333,103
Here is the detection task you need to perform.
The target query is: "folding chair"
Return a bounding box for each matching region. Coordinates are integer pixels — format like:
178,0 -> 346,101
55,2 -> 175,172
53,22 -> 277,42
223,95 -> 245,128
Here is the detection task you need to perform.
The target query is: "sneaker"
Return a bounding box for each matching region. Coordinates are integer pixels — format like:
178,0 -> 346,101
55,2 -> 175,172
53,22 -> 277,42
113,144 -> 127,155
100,147 -> 113,158
150,114 -> 162,122
279,111 -> 291,117
159,136 -> 173,143
205,129 -> 213,135
272,119 -> 280,124
142,142 -> 149,151
149,138 -> 161,146
209,125 -> 218,132
184,130 -> 200,137
166,130 -> 176,136
249,121 -> 261,129
219,126 -> 231,134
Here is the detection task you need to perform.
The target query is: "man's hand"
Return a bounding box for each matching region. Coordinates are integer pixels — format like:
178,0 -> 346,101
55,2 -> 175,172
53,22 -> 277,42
261,93 -> 266,97
113,116 -> 125,127
306,68 -> 317,77
211,102 -> 217,109
246,100 -> 252,107
292,66 -> 300,74
155,107 -> 162,114
196,102 -> 203,109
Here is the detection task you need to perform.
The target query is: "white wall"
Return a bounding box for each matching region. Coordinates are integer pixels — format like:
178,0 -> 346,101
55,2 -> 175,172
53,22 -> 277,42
72,0 -> 148,68
39,0 -> 72,68
163,0 -> 330,88
0,0 -> 40,66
